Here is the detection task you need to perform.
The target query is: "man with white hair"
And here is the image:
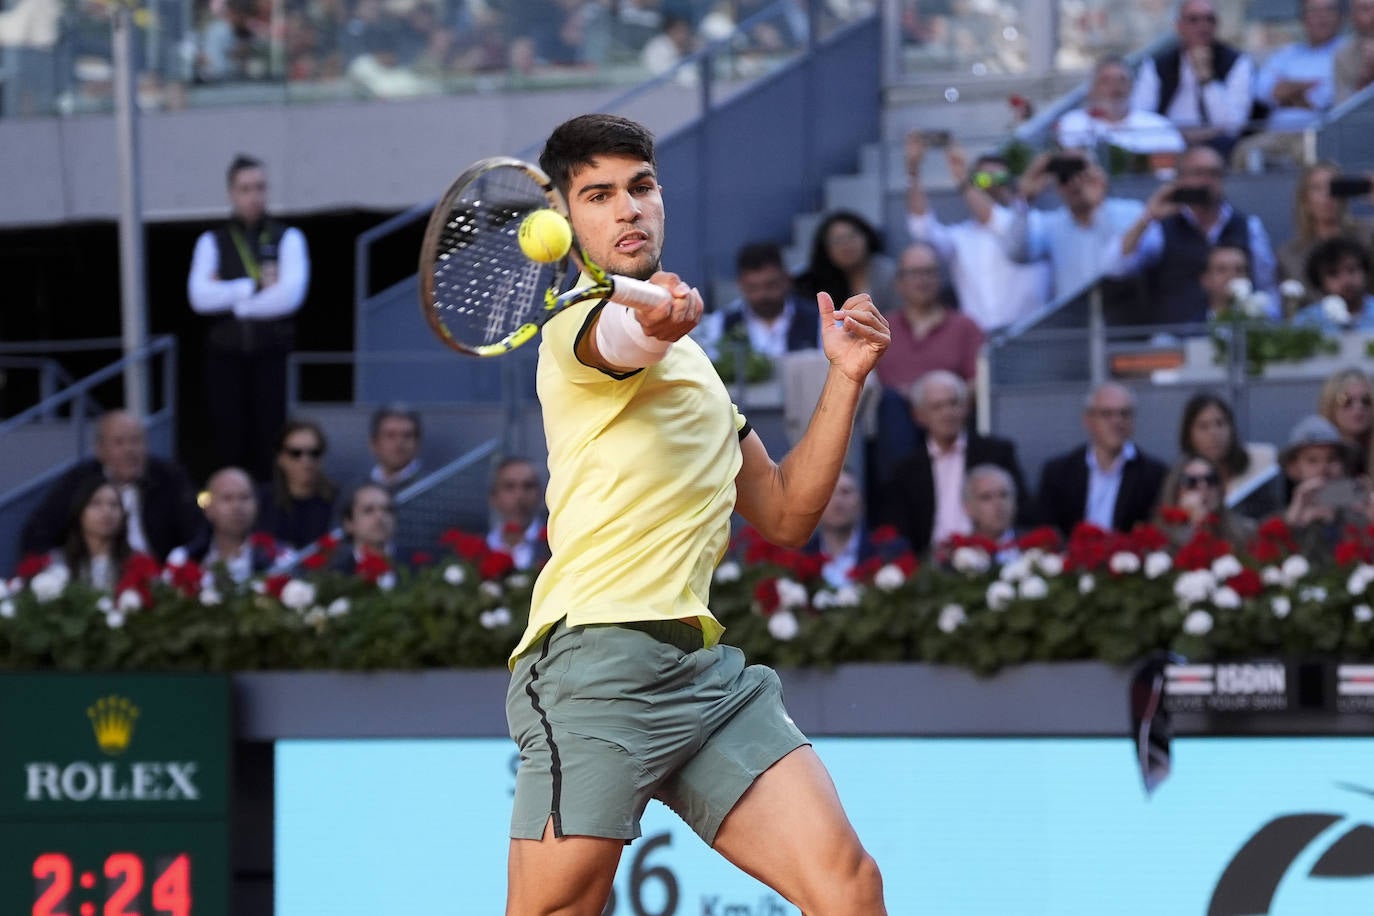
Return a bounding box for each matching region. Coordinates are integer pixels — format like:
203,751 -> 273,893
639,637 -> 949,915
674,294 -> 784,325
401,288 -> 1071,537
1037,382 -> 1169,536
879,370 -> 1032,551
962,464 -> 1021,560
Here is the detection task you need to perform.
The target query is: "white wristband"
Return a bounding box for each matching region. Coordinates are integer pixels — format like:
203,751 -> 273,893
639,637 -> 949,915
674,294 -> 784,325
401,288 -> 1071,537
595,303 -> 671,369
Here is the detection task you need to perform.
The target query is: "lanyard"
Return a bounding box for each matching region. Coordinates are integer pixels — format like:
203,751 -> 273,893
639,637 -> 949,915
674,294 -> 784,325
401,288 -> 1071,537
228,225 -> 272,283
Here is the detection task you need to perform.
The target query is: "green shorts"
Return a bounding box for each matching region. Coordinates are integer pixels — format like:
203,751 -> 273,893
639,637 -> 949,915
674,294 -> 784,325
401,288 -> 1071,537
506,617 -> 809,845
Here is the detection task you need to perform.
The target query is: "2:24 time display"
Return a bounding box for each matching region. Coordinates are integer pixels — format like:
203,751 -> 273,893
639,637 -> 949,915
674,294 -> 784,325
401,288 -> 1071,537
33,852 -> 191,916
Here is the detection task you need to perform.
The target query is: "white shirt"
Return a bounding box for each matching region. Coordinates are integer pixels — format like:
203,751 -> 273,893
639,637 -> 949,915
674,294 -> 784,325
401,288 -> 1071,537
1055,108 -> 1186,155
487,519 -> 544,571
907,208 -> 1050,332
692,297 -> 815,361
111,478 -> 148,554
1085,441 -> 1137,530
371,459 -> 422,491
819,528 -> 861,588
930,434 -> 973,546
187,226 -> 310,321
1132,50 -> 1255,134
1004,197 -> 1146,299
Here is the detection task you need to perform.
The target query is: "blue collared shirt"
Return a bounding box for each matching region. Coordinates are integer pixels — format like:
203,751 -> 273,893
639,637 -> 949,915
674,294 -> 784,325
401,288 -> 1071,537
1292,295 -> 1374,333
1085,441 -> 1138,530
1255,37 -> 1342,130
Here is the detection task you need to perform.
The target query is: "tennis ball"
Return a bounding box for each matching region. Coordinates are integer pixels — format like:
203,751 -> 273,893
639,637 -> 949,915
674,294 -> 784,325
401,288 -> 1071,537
518,210 -> 573,263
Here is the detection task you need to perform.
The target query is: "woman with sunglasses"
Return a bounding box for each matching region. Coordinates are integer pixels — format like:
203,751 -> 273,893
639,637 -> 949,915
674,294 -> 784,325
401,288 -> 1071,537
1155,453 -> 1257,550
1318,368 -> 1374,476
254,419 -> 338,550
1177,392 -> 1279,514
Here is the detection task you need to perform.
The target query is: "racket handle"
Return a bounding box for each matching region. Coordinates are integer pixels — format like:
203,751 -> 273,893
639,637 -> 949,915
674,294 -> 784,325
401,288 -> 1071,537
608,275 -> 674,312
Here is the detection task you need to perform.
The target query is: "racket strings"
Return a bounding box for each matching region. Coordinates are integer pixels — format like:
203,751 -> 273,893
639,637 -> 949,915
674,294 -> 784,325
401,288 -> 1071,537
428,166 -> 561,349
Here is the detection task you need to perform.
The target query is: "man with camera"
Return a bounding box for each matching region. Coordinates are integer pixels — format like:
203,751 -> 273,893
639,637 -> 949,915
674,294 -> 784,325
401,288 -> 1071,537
1105,144 -> 1275,325
1276,415 -> 1373,560
1002,149 -> 1144,300
187,154 -> 311,482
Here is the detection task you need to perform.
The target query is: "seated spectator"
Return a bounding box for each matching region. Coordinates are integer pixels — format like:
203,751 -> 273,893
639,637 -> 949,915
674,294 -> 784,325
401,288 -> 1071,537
1155,454 -> 1257,549
1106,145 -> 1276,325
905,131 -> 1049,332
1038,382 -> 1169,536
1056,56 -> 1186,156
961,464 -> 1023,561
331,482 -> 397,574
1293,236 -> 1374,331
1130,0 -> 1254,157
1275,414 -> 1372,559
1198,244 -> 1271,320
47,478 -> 137,591
879,370 -> 1031,551
1278,162 -> 1374,299
804,469 -> 899,588
20,409 -> 199,563
641,14 -> 698,82
1318,368 -> 1374,475
1335,0 -> 1374,102
167,467 -> 279,583
1254,0 -> 1343,134
874,241 -> 983,394
1004,149 -> 1146,300
366,404 -> 423,493
255,419 -> 338,550
1178,391 -> 1278,508
793,210 -> 898,315
694,241 -> 819,361
488,457 -> 549,570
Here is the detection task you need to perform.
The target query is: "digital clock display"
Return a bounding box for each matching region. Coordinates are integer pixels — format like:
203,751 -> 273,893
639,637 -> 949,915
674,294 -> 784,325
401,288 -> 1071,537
33,851 -> 191,916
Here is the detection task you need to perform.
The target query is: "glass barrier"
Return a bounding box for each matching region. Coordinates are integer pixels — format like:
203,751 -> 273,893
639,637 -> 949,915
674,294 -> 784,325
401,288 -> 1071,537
892,0 -> 1031,78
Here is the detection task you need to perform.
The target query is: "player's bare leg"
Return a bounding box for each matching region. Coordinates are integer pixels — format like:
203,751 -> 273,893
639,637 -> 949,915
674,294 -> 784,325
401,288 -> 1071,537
711,745 -> 886,915
507,817 -> 624,916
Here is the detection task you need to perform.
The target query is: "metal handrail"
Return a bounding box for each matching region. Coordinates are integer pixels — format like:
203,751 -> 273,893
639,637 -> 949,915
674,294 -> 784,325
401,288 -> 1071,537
395,438 -> 501,505
0,337 -> 127,354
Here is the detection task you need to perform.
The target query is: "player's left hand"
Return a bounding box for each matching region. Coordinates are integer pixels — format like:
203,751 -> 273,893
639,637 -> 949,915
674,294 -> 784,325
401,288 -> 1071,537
819,292 -> 890,384
635,271 -> 703,341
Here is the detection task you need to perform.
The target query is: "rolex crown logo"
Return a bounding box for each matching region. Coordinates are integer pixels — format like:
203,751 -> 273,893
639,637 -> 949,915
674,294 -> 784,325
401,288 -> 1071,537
87,695 -> 139,756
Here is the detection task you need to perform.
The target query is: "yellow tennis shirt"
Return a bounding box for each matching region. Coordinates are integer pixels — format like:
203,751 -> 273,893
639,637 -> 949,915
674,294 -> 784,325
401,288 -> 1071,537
508,297 -> 746,665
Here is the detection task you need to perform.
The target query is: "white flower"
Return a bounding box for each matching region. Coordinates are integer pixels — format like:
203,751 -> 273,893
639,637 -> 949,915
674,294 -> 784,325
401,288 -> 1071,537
1144,551 -> 1173,580
0,599 -> 15,619
811,589 -> 836,610
1036,553 -> 1064,578
937,603 -> 966,633
999,556 -> 1033,583
96,595 -> 114,613
279,579 -> 316,610
832,585 -> 861,607
251,579 -> 267,594
327,597 -> 351,617
776,578 -> 809,609
1174,569 -> 1217,606
1356,604 -> 1374,623
507,574 -> 529,590
1299,585 -> 1329,604
377,572 -> 396,592
1242,291 -> 1272,318
1261,566 -> 1284,586
104,608 -> 126,629
1347,564 -> 1374,596
767,608 -> 800,641
1109,552 -> 1141,575
1226,276 -> 1253,303
30,566 -> 70,603
1322,294 -> 1352,326
1182,609 -> 1214,636
1212,586 -> 1241,610
116,589 -> 143,612
442,564 -> 466,586
986,580 -> 1016,611
1210,555 -> 1243,581
1018,575 -> 1049,600
1270,596 -> 1291,619
199,587 -> 223,606
480,581 -> 504,599
713,561 -> 741,584
1280,554 -> 1310,586
0,579 -> 13,601
479,607 -> 512,629
1078,574 -> 1095,595
1280,278 -> 1306,300
952,546 -> 991,575
873,564 -> 906,592
303,607 -> 327,627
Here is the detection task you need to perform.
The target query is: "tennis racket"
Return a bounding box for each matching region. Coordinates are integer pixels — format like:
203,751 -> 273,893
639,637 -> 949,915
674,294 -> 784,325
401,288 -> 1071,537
418,156 -> 673,357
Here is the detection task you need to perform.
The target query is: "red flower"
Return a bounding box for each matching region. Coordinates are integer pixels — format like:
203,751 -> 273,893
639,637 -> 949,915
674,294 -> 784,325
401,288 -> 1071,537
264,574 -> 291,598
1258,517 -> 1293,540
249,532 -> 278,551
1227,567 -> 1264,598
478,550 -> 515,581
314,533 -> 340,553
895,552 -> 919,576
410,550 -> 434,568
1015,527 -> 1062,553
1174,530 -> 1231,571
1129,523 -> 1169,554
439,529 -> 489,561
356,549 -> 392,583
1160,506 -> 1190,526
16,553 -> 51,579
1334,540 -> 1367,567
752,578 -> 780,615
776,549 -> 824,582
848,556 -> 885,582
871,525 -> 900,546
301,552 -> 329,571
1250,538 -> 1284,563
946,533 -> 1001,555
123,553 -> 161,583
165,559 -> 203,597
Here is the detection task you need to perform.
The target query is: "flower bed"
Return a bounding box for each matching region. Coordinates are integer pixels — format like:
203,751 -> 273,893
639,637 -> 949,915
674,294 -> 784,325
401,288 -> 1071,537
3,521 -> 1374,673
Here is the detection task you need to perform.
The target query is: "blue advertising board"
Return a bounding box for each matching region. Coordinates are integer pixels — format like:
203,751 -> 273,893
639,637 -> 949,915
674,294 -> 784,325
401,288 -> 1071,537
276,737 -> 1374,914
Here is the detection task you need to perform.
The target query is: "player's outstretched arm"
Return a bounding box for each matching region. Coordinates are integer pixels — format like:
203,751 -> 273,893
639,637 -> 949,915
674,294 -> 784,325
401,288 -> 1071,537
734,293 -> 889,547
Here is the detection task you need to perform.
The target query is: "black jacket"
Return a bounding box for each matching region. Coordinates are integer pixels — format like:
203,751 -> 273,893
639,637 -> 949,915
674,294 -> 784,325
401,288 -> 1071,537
1037,444 -> 1168,537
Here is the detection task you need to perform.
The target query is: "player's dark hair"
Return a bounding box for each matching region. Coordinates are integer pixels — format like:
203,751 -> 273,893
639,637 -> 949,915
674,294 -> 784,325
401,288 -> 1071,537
227,154 -> 264,187
369,403 -> 422,441
539,114 -> 657,196
1306,235 -> 1372,290
736,241 -> 786,275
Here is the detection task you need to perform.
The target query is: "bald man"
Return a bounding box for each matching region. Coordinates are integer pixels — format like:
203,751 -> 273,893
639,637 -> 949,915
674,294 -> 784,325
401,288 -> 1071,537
167,467 -> 279,582
19,410 -> 200,562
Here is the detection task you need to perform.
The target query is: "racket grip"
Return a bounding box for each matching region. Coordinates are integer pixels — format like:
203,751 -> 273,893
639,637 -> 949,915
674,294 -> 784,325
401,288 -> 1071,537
608,275 -> 674,312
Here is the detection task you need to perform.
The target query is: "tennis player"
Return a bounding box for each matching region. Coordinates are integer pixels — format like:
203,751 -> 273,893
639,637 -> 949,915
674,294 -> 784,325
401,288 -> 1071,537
506,113 -> 890,915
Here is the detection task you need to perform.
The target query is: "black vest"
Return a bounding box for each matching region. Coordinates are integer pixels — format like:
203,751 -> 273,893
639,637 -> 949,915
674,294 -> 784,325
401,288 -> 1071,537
205,219 -> 296,352
721,300 -> 820,353
1149,210 -> 1250,324
1153,42 -> 1241,116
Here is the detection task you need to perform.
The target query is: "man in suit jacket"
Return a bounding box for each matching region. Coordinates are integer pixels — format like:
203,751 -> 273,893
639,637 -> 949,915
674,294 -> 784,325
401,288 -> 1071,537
1037,383 -> 1169,537
19,410 -> 201,562
880,370 -> 1033,551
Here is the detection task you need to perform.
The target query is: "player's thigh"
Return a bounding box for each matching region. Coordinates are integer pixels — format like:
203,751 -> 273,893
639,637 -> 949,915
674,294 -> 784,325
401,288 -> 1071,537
507,817 -> 623,916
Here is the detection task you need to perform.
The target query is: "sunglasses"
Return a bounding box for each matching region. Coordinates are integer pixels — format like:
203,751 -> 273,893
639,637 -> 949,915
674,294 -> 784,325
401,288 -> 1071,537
1180,472 -> 1220,490
1338,393 -> 1373,409
283,447 -> 323,460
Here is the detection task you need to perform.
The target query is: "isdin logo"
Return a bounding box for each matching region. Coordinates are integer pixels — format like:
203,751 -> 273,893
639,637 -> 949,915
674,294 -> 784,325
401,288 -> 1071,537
87,695 -> 139,756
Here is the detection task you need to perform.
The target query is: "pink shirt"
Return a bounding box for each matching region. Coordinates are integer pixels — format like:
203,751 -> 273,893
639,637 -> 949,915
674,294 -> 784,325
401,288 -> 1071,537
929,434 -> 972,546
877,308 -> 985,394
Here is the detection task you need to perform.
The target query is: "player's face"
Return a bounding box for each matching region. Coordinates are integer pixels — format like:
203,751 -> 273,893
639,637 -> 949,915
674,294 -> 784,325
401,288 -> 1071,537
565,155 -> 664,281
